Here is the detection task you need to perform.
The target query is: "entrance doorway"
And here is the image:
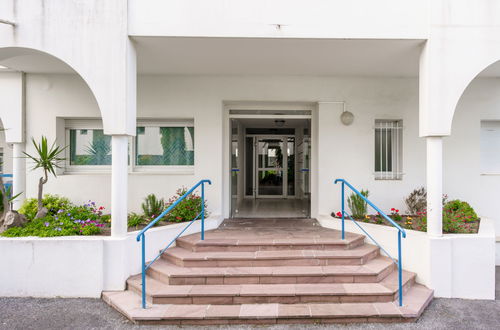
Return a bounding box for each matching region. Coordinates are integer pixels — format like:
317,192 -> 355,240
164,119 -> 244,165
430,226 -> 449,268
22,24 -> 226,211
230,114 -> 311,218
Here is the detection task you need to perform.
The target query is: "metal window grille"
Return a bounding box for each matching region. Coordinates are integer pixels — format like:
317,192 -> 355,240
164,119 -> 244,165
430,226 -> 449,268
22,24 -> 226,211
374,120 -> 403,180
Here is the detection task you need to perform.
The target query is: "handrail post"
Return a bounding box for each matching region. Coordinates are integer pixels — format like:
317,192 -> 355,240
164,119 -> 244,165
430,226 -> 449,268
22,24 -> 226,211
141,234 -> 146,309
341,181 -> 345,240
398,231 -> 403,306
201,182 -> 205,241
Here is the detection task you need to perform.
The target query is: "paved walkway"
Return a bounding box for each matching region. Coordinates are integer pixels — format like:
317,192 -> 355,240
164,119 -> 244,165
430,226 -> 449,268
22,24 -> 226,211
1,266 -> 499,330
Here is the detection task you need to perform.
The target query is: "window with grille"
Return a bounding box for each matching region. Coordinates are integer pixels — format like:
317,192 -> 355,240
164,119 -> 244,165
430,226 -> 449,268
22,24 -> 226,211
374,120 -> 403,180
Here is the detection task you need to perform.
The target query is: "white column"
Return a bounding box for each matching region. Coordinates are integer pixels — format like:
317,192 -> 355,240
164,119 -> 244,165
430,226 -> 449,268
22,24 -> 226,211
12,142 -> 26,210
426,136 -> 443,237
111,135 -> 128,237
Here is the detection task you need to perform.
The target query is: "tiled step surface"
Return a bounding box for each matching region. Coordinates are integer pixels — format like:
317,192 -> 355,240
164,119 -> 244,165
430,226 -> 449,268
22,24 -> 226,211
163,244 -> 380,267
103,284 -> 433,325
102,218 -> 434,324
127,270 -> 415,304
176,233 -> 366,252
148,256 -> 395,285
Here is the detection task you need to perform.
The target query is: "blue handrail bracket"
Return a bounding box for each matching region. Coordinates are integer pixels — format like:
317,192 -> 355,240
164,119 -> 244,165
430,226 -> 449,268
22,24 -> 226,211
334,178 -> 406,307
136,179 -> 212,309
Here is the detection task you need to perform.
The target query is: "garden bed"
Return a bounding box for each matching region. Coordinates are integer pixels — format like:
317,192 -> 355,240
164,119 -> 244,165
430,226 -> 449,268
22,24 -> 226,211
331,211 -> 480,234
338,187 -> 481,234
1,188 -> 207,238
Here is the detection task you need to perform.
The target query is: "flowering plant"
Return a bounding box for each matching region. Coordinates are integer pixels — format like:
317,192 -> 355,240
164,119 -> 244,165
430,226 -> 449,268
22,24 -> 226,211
3,200 -> 107,237
163,187 -> 208,223
390,208 -> 402,222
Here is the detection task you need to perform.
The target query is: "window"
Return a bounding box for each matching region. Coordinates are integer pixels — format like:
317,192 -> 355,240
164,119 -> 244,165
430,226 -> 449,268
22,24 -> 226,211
480,121 -> 500,174
374,120 -> 403,180
65,119 -> 194,172
69,129 -> 111,166
135,123 -> 194,167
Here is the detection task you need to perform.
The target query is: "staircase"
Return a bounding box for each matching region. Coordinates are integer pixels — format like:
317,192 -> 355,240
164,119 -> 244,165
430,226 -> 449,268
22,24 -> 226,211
103,219 -> 433,325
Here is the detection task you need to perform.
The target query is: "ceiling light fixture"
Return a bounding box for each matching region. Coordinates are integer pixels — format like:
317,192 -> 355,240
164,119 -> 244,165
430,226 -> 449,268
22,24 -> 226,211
274,120 -> 285,127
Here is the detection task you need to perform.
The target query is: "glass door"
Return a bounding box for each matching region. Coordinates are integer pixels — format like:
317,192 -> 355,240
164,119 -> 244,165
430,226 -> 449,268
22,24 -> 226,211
301,133 -> 311,217
256,137 -> 285,197
230,120 -> 240,217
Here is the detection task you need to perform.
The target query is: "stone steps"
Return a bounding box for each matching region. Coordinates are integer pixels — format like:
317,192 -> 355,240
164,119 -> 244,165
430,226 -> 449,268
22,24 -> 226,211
127,270 -> 416,305
162,244 -> 380,267
148,256 -> 396,285
102,219 -> 433,324
176,233 -> 366,252
102,284 -> 433,325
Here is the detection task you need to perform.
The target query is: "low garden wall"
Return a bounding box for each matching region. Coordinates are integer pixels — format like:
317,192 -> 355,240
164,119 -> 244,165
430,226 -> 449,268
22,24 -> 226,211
0,216 -> 223,297
318,215 -> 496,300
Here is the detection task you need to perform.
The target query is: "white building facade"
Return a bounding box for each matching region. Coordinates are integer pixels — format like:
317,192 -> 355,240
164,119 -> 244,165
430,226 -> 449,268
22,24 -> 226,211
0,0 -> 498,301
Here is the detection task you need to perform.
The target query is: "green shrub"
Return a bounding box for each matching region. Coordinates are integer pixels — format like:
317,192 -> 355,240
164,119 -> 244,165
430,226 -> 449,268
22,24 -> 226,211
164,188 -> 208,223
347,190 -> 369,219
442,200 -> 478,233
18,194 -> 72,220
443,200 -> 478,221
141,194 -> 165,220
128,212 -> 145,229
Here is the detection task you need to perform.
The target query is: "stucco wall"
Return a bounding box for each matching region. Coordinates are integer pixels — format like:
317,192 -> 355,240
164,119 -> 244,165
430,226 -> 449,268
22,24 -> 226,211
129,0 -> 428,39
319,216 -> 496,300
0,217 -> 223,297
14,73 -> 500,232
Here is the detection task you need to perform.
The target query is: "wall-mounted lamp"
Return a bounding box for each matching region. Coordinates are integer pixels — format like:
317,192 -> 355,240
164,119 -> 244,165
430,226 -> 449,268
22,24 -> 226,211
340,109 -> 354,126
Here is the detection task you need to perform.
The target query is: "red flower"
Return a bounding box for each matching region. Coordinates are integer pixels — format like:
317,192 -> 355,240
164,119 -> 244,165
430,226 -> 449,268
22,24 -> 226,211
395,209 -> 399,213
336,212 -> 342,217
391,208 -> 395,211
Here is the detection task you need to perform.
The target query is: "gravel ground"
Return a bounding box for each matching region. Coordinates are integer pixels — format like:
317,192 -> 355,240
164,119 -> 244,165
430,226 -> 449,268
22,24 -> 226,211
1,267 -> 499,330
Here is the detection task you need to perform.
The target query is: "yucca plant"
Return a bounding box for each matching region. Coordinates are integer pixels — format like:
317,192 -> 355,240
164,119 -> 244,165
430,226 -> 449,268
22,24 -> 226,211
23,136 -> 66,218
347,190 -> 369,219
141,194 -> 165,221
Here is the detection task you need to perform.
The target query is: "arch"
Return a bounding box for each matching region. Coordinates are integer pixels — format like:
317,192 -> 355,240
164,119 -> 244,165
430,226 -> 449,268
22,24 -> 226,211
448,56 -> 500,132
0,46 -> 106,137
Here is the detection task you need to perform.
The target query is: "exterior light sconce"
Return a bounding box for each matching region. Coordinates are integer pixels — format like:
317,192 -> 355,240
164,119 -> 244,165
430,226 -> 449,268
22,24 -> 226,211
340,109 -> 354,126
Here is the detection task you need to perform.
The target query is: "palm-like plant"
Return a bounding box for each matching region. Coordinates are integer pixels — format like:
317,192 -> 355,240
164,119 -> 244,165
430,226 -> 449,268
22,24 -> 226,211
23,136 -> 66,218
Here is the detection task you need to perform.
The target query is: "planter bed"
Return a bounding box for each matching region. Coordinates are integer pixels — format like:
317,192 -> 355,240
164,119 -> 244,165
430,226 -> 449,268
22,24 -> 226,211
330,213 -> 480,234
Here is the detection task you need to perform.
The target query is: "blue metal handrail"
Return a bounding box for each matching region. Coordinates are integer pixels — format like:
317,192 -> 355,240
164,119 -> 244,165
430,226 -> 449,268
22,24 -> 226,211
334,178 -> 406,306
136,179 -> 211,309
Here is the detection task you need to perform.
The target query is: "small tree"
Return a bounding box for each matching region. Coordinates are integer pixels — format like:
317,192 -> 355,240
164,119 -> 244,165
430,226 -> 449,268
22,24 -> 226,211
23,136 -> 66,218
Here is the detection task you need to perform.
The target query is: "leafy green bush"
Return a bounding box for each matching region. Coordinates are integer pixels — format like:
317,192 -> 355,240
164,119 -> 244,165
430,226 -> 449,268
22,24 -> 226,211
128,212 -> 145,229
141,194 -> 165,220
347,190 -> 369,219
442,200 -> 478,233
2,202 -> 106,237
18,194 -> 71,220
443,200 -> 478,222
164,188 -> 208,223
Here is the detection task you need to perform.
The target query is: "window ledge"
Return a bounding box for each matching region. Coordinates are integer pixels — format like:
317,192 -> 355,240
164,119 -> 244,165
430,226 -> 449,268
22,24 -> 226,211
130,170 -> 194,175
62,170 -> 195,176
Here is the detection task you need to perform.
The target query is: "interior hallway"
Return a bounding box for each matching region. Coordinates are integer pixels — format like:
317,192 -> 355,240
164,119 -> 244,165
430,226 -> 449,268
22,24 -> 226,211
233,198 -> 310,218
